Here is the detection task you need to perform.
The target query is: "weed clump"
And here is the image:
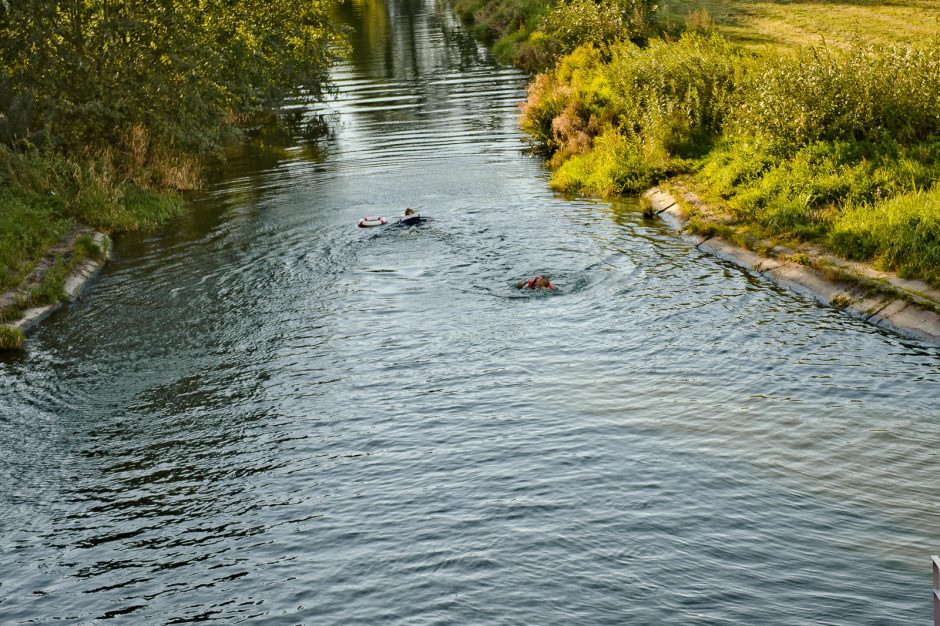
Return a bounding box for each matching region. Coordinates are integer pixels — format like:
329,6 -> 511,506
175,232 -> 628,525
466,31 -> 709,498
0,326 -> 25,351
73,235 -> 103,263
0,306 -> 24,323
27,256 -> 69,307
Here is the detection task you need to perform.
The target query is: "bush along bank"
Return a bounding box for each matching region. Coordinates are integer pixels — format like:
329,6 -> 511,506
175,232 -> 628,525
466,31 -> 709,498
0,140 -> 191,351
0,0 -> 346,349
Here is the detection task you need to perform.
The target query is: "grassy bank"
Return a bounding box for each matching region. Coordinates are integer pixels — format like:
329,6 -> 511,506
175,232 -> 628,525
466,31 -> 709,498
459,0 -> 940,287
0,147 -> 188,326
451,0 -> 548,66
521,35 -> 940,285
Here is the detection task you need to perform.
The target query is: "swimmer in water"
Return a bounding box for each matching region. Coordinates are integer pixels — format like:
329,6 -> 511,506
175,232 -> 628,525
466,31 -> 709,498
399,207 -> 424,226
516,275 -> 555,290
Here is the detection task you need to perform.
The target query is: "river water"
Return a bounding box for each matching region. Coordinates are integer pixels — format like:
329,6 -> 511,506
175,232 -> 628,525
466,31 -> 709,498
2,1 -> 940,624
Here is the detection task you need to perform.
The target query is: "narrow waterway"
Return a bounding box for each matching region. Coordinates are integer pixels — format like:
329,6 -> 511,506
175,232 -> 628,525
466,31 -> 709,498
2,1 -> 940,623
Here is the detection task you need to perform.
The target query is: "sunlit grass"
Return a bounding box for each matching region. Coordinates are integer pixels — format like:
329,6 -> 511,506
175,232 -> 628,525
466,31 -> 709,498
656,0 -> 940,51
830,184 -> 940,284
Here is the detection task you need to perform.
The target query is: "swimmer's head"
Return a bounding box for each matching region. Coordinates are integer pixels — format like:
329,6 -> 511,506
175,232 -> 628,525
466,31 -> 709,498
404,208 -> 415,216
518,275 -> 554,290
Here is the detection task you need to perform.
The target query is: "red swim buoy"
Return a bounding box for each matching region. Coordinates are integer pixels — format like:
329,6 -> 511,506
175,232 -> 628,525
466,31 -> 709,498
357,216 -> 387,228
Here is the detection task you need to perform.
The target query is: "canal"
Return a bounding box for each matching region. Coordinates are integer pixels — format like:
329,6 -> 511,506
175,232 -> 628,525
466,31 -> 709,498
2,0 -> 939,623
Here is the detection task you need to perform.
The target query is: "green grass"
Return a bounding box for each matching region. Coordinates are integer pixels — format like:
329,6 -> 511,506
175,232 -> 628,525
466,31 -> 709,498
550,127 -> 679,196
830,184 -> 940,284
0,191 -> 72,291
0,306 -> 25,323
0,326 -> 25,351
73,234 -> 105,263
26,256 -> 69,307
0,147 -> 184,326
655,0 -> 940,51
70,185 -> 185,233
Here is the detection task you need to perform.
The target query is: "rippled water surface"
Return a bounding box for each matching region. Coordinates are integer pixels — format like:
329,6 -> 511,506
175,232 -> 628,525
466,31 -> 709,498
3,1 -> 940,623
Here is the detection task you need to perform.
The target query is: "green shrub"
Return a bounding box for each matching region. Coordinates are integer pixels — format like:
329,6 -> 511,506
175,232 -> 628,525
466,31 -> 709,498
550,127 -> 676,196
533,0 -> 654,59
520,34 -> 741,192
453,0 -> 658,71
73,235 -> 101,262
0,307 -> 25,323
729,43 -> 940,154
0,0 -> 345,158
606,33 -> 741,155
452,0 -> 550,64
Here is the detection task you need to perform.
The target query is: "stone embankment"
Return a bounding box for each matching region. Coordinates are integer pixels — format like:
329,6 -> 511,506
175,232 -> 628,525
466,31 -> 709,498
1,231 -> 111,348
645,187 -> 940,345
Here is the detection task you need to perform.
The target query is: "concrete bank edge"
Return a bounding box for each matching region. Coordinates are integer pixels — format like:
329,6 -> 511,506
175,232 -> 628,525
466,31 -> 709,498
644,187 -> 940,346
5,231 -> 112,337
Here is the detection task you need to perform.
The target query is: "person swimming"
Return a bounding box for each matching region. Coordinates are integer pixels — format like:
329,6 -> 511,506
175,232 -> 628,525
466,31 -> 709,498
399,207 -> 424,226
516,275 -> 555,290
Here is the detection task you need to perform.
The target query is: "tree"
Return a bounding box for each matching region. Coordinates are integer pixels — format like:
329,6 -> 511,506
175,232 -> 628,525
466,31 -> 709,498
0,0 -> 345,159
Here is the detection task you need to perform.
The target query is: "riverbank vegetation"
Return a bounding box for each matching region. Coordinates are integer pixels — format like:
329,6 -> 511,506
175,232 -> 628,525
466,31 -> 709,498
0,0 -> 345,327
455,0 -> 940,286
452,0 -> 656,70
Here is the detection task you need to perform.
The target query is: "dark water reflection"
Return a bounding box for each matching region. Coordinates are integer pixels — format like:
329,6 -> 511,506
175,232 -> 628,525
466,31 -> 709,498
2,0 -> 940,624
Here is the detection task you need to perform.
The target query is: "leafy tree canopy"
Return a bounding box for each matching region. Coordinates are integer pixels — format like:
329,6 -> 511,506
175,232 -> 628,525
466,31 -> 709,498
0,0 -> 346,156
